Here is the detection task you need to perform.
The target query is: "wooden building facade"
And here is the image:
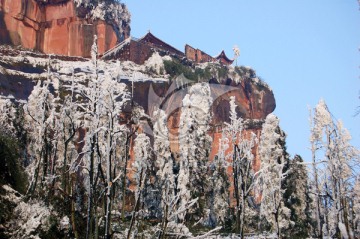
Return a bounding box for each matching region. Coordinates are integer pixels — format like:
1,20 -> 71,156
103,32 -> 234,66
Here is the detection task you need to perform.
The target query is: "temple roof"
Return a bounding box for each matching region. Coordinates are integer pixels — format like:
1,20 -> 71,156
102,37 -> 132,59
215,50 -> 234,65
138,32 -> 184,57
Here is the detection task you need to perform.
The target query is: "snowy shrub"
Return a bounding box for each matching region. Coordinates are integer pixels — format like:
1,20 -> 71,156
0,97 -> 16,135
164,59 -> 198,81
11,200 -> 53,238
144,52 -> 166,75
166,221 -> 192,238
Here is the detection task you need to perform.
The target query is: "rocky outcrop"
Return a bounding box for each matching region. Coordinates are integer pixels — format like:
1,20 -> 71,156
0,0 -> 130,57
0,47 -> 275,207
0,45 -> 275,162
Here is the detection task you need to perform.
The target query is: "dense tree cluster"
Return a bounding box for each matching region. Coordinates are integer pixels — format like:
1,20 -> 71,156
309,100 -> 360,239
0,37 -> 359,239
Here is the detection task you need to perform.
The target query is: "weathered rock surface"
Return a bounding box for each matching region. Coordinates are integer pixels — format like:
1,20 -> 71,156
0,47 -> 275,206
0,0 -> 130,57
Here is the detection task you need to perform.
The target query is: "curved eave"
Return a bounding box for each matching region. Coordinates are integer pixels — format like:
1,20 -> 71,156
215,50 -> 234,64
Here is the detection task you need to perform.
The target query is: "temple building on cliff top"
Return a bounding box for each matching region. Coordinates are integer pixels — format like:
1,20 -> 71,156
0,0 -> 233,65
103,32 -> 234,66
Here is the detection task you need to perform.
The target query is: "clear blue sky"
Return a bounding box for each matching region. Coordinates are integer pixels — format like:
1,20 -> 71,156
123,0 -> 360,161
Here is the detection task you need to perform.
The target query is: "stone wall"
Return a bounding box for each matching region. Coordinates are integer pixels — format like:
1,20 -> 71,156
124,40 -> 153,65
185,44 -> 197,61
185,44 -> 216,64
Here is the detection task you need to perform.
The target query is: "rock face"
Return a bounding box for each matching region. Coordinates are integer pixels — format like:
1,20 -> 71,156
0,47 -> 275,207
0,0 -> 130,57
117,75 -> 275,197
0,45 -> 276,162
132,78 -> 275,159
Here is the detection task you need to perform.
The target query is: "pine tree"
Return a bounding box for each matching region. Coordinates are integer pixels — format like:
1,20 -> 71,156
257,113 -> 292,238
207,155 -> 229,228
178,82 -> 213,223
283,155 -> 313,238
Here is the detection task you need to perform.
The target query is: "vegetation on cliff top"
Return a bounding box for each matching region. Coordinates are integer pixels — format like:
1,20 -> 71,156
0,38 -> 358,238
74,0 -> 131,38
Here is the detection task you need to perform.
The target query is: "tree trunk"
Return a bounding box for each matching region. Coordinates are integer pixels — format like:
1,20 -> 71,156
240,186 -> 245,239
86,136 -> 96,239
26,148 -> 44,197
311,143 -> 323,239
121,134 -> 130,221
94,213 -> 100,239
49,142 -> 57,195
70,176 -> 79,239
127,169 -> 144,239
275,210 -> 280,239
233,145 -> 241,235
62,121 -> 76,195
105,123 -> 113,239
160,203 -> 169,239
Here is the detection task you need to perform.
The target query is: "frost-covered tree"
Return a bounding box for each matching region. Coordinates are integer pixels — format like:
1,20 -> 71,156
153,108 -> 177,238
178,82 -> 213,223
150,114 -> 200,238
233,45 -> 240,66
257,114 -> 291,238
207,155 -> 229,228
353,178 -> 360,238
309,99 -> 331,238
282,155 -> 312,238
96,75 -> 129,239
77,35 -> 104,239
51,73 -> 82,201
76,35 -> 130,239
309,99 -> 359,239
222,96 -> 257,237
53,79 -> 83,239
24,79 -> 55,196
127,133 -> 151,239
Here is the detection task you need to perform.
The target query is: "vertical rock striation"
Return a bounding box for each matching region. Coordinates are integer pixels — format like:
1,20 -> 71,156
0,0 -> 131,57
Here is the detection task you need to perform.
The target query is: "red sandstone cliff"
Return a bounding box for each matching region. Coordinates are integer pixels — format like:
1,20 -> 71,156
0,0 -> 130,57
121,76 -> 275,195
0,46 -> 275,207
